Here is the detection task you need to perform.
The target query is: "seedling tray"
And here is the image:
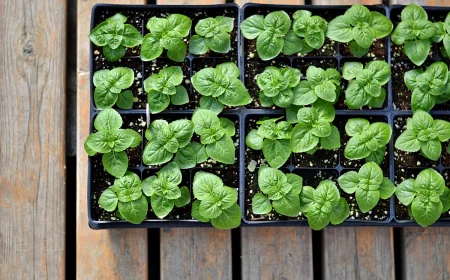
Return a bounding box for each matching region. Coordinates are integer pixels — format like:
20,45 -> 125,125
87,3 -> 450,229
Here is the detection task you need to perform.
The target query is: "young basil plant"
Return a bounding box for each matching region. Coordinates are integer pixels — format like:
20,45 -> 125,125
89,13 -> 143,62
293,66 -> 341,106
143,119 -> 195,167
141,162 -> 190,219
344,119 -> 392,165
98,171 -> 148,224
395,110 -> 450,161
326,4 -> 393,57
141,14 -> 192,62
192,62 -> 250,113
290,101 -> 341,154
144,66 -> 188,113
404,62 -> 450,112
299,180 -> 349,230
391,4 -> 437,66
252,167 -> 302,217
84,109 -> 142,178
190,16 -> 234,55
192,109 -> 236,164
93,68 -> 134,109
338,162 -> 395,213
291,10 -> 328,53
246,117 -> 292,168
342,61 -> 391,109
240,11 -> 292,60
256,66 -> 302,108
396,168 -> 450,227
191,172 -> 241,229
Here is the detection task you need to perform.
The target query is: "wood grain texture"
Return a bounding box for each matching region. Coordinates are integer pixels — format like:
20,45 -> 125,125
76,1 -> 148,279
157,0 -> 226,4
322,227 -> 395,280
0,0 -> 67,278
312,0 -> 382,4
160,228 -> 232,280
403,228 -> 450,280
390,0 -> 450,5
235,0 -> 304,6
241,227 -> 314,280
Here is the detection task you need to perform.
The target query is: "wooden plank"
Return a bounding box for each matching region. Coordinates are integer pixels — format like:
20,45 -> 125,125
157,0 -> 225,4
0,0 -> 67,278
390,0 -> 450,5
241,227 -> 314,280
312,0 -> 382,4
161,228 -> 232,279
236,0 -> 304,6
322,227 -> 395,280
403,228 -> 450,280
76,1 -> 149,279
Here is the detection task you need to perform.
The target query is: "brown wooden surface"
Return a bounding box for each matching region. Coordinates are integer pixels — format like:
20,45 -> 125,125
322,227 -> 395,280
312,0 -> 382,4
390,0 -> 450,5
76,1 -> 149,279
236,0 -> 304,6
241,227 -> 314,280
0,0 -> 67,278
161,228 -> 232,279
403,228 -> 450,280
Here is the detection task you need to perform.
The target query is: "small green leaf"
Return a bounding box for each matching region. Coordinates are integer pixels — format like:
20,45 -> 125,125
338,171 -> 359,194
320,125 -> 341,150
191,200 -> 210,222
262,139 -> 291,169
379,177 -> 395,199
189,35 -> 208,55
395,130 -> 421,152
206,135 -> 235,164
141,33 -> 163,61
116,90 -> 134,109
151,195 -> 174,219
193,172 -> 223,200
173,144 -> 197,169
252,193 -> 272,215
102,151 -> 128,178
99,188 -> 119,212
199,96 -> 224,114
171,86 -> 189,106
272,190 -> 301,217
174,186 -> 190,208
329,198 -> 350,225
256,31 -> 284,61
404,39 -> 430,66
210,204 -> 242,229
206,32 -> 231,53
345,118 -> 370,136
118,195 -> 148,224
396,178 -> 416,206
103,45 -> 126,62
240,15 -> 265,40
246,129 -> 264,150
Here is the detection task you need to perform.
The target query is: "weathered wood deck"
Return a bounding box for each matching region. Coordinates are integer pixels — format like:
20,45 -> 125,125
1,0 -> 450,279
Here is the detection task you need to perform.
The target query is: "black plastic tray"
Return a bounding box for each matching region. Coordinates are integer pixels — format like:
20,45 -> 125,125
88,3 -> 242,229
87,3 -> 450,229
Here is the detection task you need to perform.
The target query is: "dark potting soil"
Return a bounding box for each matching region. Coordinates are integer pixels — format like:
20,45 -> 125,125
143,58 -> 192,110
394,168 -> 450,220
393,116 -> 439,168
93,57 -> 145,109
336,115 -> 390,169
340,39 -> 386,59
191,57 -> 239,110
